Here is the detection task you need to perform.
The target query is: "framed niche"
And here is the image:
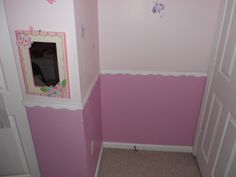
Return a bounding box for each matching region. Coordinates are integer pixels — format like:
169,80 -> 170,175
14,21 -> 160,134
16,30 -> 70,98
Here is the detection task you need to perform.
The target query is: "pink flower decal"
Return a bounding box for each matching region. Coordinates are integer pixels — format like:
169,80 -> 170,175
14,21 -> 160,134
47,0 -> 56,4
40,79 -> 67,98
16,34 -> 32,48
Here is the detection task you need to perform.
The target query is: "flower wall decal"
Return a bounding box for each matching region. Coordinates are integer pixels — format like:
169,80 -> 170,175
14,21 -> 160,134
40,79 -> 67,97
152,0 -> 165,17
47,0 -> 56,5
16,33 -> 33,48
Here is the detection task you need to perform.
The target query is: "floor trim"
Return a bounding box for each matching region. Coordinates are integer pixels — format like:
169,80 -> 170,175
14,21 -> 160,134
103,142 -> 193,153
94,142 -> 192,177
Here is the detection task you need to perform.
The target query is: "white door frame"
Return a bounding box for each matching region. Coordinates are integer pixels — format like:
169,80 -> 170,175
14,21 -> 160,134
193,0 -> 227,155
0,1 -> 41,177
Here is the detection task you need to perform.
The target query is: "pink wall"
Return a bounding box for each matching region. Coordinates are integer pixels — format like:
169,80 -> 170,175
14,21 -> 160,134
98,0 -> 217,146
73,0 -> 100,102
99,0 -> 221,73
26,79 -> 102,177
100,74 -> 206,146
27,108 -> 88,177
5,1 -> 214,177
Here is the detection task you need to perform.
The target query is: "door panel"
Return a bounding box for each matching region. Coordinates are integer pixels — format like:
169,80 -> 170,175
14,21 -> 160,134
0,1 -> 40,177
201,94 -> 223,163
229,155 -> 236,177
0,94 -> 9,128
0,116 -> 28,175
195,0 -> 236,176
213,114 -> 236,177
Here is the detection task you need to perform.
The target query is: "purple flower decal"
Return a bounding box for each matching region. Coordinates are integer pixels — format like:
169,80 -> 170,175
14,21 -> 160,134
152,0 -> 165,16
152,6 -> 157,13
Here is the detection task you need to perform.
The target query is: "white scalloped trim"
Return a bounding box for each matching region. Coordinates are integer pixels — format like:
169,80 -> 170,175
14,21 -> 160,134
23,97 -> 83,110
23,70 -> 206,110
101,70 -> 208,77
23,75 -> 100,110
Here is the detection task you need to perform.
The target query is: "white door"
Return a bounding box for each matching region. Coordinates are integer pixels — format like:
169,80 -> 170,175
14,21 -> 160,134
194,0 -> 236,176
0,1 -> 41,177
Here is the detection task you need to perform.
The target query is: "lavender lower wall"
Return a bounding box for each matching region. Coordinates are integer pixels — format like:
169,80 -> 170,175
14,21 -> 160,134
27,108 -> 88,177
100,74 -> 206,146
26,79 -> 102,177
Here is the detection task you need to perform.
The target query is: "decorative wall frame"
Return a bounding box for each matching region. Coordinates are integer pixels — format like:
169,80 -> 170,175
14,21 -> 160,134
16,30 -> 70,98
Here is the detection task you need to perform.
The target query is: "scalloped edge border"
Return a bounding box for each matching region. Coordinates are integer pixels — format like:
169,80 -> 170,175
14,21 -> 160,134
101,70 -> 208,77
23,75 -> 100,111
23,98 -> 83,110
23,70 -> 207,110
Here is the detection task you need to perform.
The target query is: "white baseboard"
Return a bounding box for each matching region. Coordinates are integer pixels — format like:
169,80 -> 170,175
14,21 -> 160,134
94,141 -> 192,177
103,142 -> 192,153
94,145 -> 103,177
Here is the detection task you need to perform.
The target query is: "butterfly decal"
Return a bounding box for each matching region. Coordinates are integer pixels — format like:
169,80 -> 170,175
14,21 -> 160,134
152,0 -> 165,16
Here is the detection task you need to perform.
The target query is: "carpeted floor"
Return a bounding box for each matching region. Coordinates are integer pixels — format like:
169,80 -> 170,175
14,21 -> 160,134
98,148 -> 202,177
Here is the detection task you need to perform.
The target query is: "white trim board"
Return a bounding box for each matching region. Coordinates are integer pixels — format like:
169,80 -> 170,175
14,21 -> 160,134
94,146 -> 103,177
103,142 -> 193,153
101,70 -> 208,77
22,70 -> 206,110
23,75 -> 100,110
23,97 -> 83,110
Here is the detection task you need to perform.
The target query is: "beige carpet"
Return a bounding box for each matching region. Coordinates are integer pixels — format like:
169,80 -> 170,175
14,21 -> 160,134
98,148 -> 202,177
